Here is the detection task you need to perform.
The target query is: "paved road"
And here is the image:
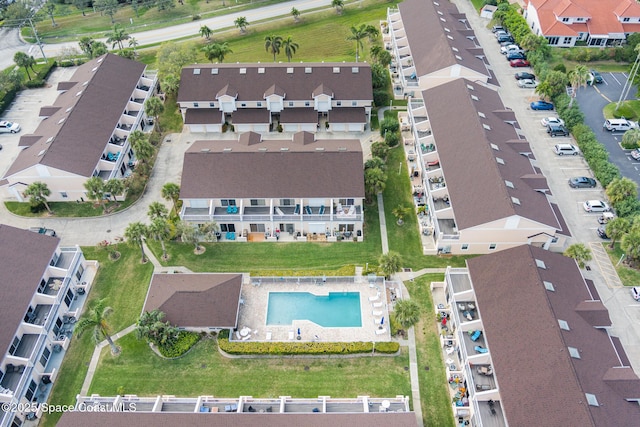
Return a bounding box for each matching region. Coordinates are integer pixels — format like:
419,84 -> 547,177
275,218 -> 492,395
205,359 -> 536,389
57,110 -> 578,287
575,74 -> 640,188
0,0 -> 333,66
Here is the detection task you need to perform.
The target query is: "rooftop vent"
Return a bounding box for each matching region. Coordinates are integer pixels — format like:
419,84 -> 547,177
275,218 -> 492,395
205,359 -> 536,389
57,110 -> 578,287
444,27 -> 450,33
223,148 -> 232,152
569,347 -> 581,359
58,118 -> 66,124
239,68 -> 246,74
82,81 -> 88,86
193,68 -> 201,75
471,95 -> 479,101
482,124 -> 491,130
440,17 -> 446,23
200,148 -> 210,152
305,67 -> 312,74
437,11 -> 443,15
315,147 -> 325,151
287,67 -> 294,74
280,147 -> 290,151
97,57 -> 103,63
258,68 -> 265,74
333,67 -> 340,73
558,319 -> 569,330
211,68 -> 218,74
258,147 -> 268,152
338,147 -> 347,151
543,281 -> 555,291
585,393 -> 598,406
91,67 -> 98,72
505,180 -> 514,188
352,67 -> 359,73
496,157 -> 504,165
478,112 -> 485,118
490,143 -> 498,150
511,197 -> 520,205
66,107 -> 73,113
535,259 -> 546,269
38,149 -> 47,157
451,46 -> 458,52
467,84 -> 475,91
76,91 -> 83,97
46,137 -> 54,144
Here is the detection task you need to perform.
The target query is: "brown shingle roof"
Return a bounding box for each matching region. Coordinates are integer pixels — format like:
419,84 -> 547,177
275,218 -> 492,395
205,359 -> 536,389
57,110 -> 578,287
179,133 -> 364,199
328,107 -> 366,124
422,79 -> 562,230
3,54 -> 146,179
232,108 -> 270,124
280,108 -> 318,124
0,224 -> 59,360
397,0 -> 493,82
178,63 -> 372,103
143,273 -> 243,328
468,245 -> 640,426
58,412 -> 420,427
184,109 -> 221,125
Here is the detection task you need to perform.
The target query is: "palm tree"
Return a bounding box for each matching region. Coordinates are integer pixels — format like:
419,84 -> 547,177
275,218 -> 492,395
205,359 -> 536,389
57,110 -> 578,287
177,221 -> 203,252
128,130 -> 154,164
104,178 -> 125,203
265,34 -> 282,62
125,221 -> 149,263
291,7 -> 300,22
392,299 -> 421,329
199,221 -> 220,242
84,176 -> 105,205
606,217 -> 630,249
379,251 -> 402,279
145,97 -> 165,132
282,36 -> 299,62
212,42 -> 232,63
392,205 -> 410,225
75,299 -> 119,354
148,201 -> 169,220
568,65 -> 590,107
606,177 -> 637,205
105,24 -> 130,51
622,228 -> 640,266
203,42 -> 233,63
137,309 -> 178,347
162,182 -> 181,214
148,217 -> 171,260
199,25 -> 212,40
347,24 -> 378,62
13,52 -> 35,80
234,16 -> 249,34
563,243 -> 592,268
161,73 -> 180,96
364,167 -> 386,203
23,182 -> 52,213
128,37 -> 139,56
331,0 -> 344,14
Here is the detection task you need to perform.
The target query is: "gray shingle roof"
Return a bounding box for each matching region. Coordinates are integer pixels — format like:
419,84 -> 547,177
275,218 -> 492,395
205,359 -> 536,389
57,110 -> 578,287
179,133 -> 364,199
422,79 -> 563,230
4,54 -> 146,179
0,225 -> 59,360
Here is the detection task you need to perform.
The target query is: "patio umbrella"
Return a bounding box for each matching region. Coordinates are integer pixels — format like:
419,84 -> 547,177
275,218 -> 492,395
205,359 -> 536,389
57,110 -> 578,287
297,328 -> 301,336
381,317 -> 384,325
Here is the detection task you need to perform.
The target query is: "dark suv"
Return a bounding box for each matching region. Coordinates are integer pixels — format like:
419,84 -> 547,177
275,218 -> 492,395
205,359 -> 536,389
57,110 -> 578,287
547,124 -> 569,137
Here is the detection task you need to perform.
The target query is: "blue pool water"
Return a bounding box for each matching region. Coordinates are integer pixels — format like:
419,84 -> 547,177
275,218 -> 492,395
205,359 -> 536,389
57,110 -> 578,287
266,292 -> 362,327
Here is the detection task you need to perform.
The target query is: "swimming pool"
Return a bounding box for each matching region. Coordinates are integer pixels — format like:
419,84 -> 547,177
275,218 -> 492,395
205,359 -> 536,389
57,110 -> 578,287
266,292 -> 362,327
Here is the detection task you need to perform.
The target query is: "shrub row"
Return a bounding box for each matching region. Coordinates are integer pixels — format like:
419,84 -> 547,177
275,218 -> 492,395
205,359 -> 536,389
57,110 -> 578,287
157,331 -> 201,358
219,336 -> 400,356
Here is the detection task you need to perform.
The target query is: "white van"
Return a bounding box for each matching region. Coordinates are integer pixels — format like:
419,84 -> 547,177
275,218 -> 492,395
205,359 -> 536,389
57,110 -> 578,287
603,119 -> 638,132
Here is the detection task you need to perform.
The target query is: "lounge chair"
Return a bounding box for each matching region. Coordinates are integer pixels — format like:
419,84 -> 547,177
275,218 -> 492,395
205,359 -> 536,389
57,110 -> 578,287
235,331 -> 242,340
372,310 -> 383,316
375,328 -> 387,335
368,293 -> 380,302
470,330 -> 482,341
372,301 -> 384,308
288,331 -> 295,340
242,334 -> 251,341
374,318 -> 382,325
266,331 -> 272,340
474,345 -> 488,354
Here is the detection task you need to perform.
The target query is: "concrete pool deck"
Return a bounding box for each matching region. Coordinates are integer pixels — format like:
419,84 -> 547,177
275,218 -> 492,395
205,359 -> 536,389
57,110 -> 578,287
235,277 -> 394,342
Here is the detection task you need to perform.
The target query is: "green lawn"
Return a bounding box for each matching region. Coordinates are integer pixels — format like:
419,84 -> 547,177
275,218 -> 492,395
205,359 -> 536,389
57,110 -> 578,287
603,100 -> 640,121
40,245 -> 154,427
604,242 -> 640,287
5,198 -> 134,218
406,274 -> 455,427
89,334 -> 411,398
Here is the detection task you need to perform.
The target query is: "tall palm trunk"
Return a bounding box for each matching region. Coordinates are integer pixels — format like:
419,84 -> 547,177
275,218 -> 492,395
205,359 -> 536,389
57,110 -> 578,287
104,332 -> 120,354
139,241 -> 147,263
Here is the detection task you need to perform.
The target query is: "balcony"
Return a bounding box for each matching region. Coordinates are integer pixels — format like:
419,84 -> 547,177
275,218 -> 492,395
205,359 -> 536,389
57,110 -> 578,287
101,151 -> 121,163
24,305 -> 53,327
438,219 -> 458,239
38,277 -> 65,297
182,207 -> 212,222
108,135 -> 127,146
11,334 -> 39,359
116,123 -> 133,131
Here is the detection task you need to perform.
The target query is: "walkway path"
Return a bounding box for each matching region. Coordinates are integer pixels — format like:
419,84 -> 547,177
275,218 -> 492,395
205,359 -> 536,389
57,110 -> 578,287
377,192 -> 389,255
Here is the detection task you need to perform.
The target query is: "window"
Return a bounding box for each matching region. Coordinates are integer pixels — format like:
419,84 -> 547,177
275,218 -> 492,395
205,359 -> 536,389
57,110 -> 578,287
305,102 -> 310,107
64,288 -> 74,307
505,180 -> 514,188
193,68 -> 200,75
221,199 -> 236,206
543,281 -> 555,291
241,103 -> 247,107
568,347 -> 580,359
585,393 -> 598,406
53,318 -> 62,336
336,101 -> 342,106
489,243 -> 496,250
511,197 -> 520,205
563,37 -> 572,44
280,199 -> 295,206
339,198 -> 355,205
193,102 -> 199,108
352,101 -> 357,106
558,320 -> 569,330
40,347 -> 51,367
250,199 -> 265,206
76,265 -> 84,281
257,102 -> 262,107
220,224 -> 236,233
9,336 -> 19,355
535,259 -> 546,269
60,192 -> 68,198
547,37 -> 559,45
461,244 -> 469,250
623,17 -> 630,22
209,102 -> 215,107
25,380 -> 37,402
288,102 -> 294,107
561,17 -> 569,22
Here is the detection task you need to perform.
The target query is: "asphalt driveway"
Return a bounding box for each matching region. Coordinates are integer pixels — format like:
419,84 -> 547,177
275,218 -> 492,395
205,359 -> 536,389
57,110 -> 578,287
575,72 -> 640,188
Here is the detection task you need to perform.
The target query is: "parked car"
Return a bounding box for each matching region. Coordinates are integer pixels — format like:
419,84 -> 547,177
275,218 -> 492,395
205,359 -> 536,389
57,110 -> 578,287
583,200 -> 611,212
631,150 -> 640,161
494,30 -> 509,38
515,71 -> 535,80
509,59 -> 530,67
597,225 -> 609,239
497,34 -> 514,44
500,44 -> 521,54
547,124 -> 570,137
28,227 -> 57,237
506,52 -> 526,61
589,69 -> 603,84
531,100 -> 554,110
568,177 -> 596,188
491,25 -> 505,33
0,121 -> 20,133
554,143 -> 579,156
517,79 -> 538,89
499,39 -> 515,47
598,212 -> 615,224
541,116 -> 565,127
632,287 -> 640,301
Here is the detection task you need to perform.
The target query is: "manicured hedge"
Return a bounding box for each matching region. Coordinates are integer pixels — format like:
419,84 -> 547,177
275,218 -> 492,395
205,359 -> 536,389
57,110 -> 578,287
158,331 -> 201,358
219,336 -> 400,356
